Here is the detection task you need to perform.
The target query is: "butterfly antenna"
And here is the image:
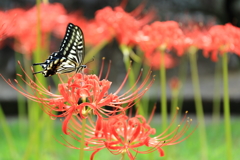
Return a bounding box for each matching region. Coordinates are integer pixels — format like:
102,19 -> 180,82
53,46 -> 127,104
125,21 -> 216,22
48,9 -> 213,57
33,70 -> 43,75
32,63 -> 44,66
85,57 -> 95,65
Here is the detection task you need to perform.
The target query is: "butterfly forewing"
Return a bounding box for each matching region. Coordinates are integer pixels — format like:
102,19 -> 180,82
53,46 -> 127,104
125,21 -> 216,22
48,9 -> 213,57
33,23 -> 86,77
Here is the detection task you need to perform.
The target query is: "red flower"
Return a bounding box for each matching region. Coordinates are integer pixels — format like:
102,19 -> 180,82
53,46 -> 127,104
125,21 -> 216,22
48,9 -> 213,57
95,6 -> 153,46
0,9 -> 22,48
204,23 -> 240,61
60,107 -> 194,160
53,8 -> 114,46
53,11 -> 88,42
82,19 -> 113,46
176,24 -> 212,56
7,3 -> 67,56
13,29 -> 48,58
144,51 -> 177,70
0,11 -> 12,40
137,21 -> 184,56
1,61 -> 154,134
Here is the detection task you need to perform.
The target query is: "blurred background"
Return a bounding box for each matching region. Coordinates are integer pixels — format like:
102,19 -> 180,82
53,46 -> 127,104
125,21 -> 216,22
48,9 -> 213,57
0,0 -> 240,160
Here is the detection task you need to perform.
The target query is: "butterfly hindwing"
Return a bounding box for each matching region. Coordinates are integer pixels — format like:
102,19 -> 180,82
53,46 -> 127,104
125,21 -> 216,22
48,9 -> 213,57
33,23 -> 86,77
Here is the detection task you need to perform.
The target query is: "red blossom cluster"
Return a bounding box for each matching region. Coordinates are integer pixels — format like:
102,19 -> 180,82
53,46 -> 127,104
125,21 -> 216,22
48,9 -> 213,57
1,60 -> 154,134
204,24 -> 240,61
0,2 -> 152,55
62,107 -> 192,160
137,21 -> 240,67
0,3 -> 67,57
0,59 -> 194,159
1,3 -> 240,66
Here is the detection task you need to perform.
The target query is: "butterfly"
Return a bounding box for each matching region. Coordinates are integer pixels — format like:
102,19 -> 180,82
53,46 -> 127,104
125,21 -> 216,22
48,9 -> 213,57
33,23 -> 86,77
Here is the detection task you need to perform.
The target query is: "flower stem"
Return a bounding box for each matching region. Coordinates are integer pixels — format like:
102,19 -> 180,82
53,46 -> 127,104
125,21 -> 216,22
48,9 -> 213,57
159,50 -> 167,130
188,46 -> 208,160
0,106 -> 18,159
84,40 -> 108,64
212,59 -> 222,123
80,97 -> 87,160
23,1 -> 43,159
120,152 -> 125,160
80,118 -> 86,160
120,45 -> 144,116
32,1 -> 42,158
159,49 -> 168,159
15,52 -> 26,135
170,86 -> 179,120
141,64 -> 151,118
222,53 -> 232,159
178,55 -> 188,111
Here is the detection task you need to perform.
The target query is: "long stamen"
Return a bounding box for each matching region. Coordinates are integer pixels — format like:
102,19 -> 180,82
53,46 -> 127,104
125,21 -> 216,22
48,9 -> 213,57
114,66 -> 131,95
105,60 -> 111,79
98,57 -> 105,79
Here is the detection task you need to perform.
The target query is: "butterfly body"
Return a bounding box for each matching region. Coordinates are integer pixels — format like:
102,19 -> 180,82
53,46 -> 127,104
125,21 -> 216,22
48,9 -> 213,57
33,23 -> 86,77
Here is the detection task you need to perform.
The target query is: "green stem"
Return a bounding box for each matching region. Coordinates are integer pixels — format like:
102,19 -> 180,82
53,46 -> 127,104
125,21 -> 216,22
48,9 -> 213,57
169,87 -> 179,159
132,47 -> 150,115
41,32 -> 55,154
84,40 -> 108,64
79,96 -> 87,160
120,152 -> 125,160
159,49 -> 168,159
170,88 -> 179,120
129,47 -> 142,63
141,64 -> 151,118
212,59 -> 222,123
23,0 -> 42,159
120,45 -> 144,116
22,57 -> 42,160
0,105 -> 18,159
159,50 -> 167,130
178,55 -> 188,111
222,53 -> 232,160
188,47 -> 208,160
15,52 -> 26,135
131,48 -> 142,78
80,118 -> 86,160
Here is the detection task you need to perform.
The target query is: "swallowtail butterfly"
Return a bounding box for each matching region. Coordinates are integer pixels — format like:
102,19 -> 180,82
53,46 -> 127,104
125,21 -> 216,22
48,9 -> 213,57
33,23 -> 86,77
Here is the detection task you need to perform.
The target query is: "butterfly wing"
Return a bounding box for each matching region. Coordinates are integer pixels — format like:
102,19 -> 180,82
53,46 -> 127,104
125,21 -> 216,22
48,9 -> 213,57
33,23 -> 85,77
57,23 -> 85,72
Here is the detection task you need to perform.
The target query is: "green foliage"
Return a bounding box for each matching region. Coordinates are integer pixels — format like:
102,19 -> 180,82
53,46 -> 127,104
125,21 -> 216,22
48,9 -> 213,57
0,117 -> 240,160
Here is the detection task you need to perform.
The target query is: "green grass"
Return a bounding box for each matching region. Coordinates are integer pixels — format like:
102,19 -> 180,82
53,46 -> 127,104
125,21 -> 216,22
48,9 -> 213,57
0,115 -> 239,160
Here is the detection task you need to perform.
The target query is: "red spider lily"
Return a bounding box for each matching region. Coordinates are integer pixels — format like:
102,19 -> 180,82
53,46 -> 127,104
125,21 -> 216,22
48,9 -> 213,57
53,11 -> 88,41
204,23 -> 240,61
0,9 -> 20,48
0,11 -> 14,40
60,107 -> 195,160
0,11 -> 7,40
144,51 -> 177,70
7,3 -> 67,56
10,3 -> 66,35
13,29 -> 48,58
83,20 -> 114,46
178,24 -> 212,56
53,9 -> 113,46
137,21 -> 184,56
0,11 -> 8,48
0,60 -> 154,134
95,6 -> 153,46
